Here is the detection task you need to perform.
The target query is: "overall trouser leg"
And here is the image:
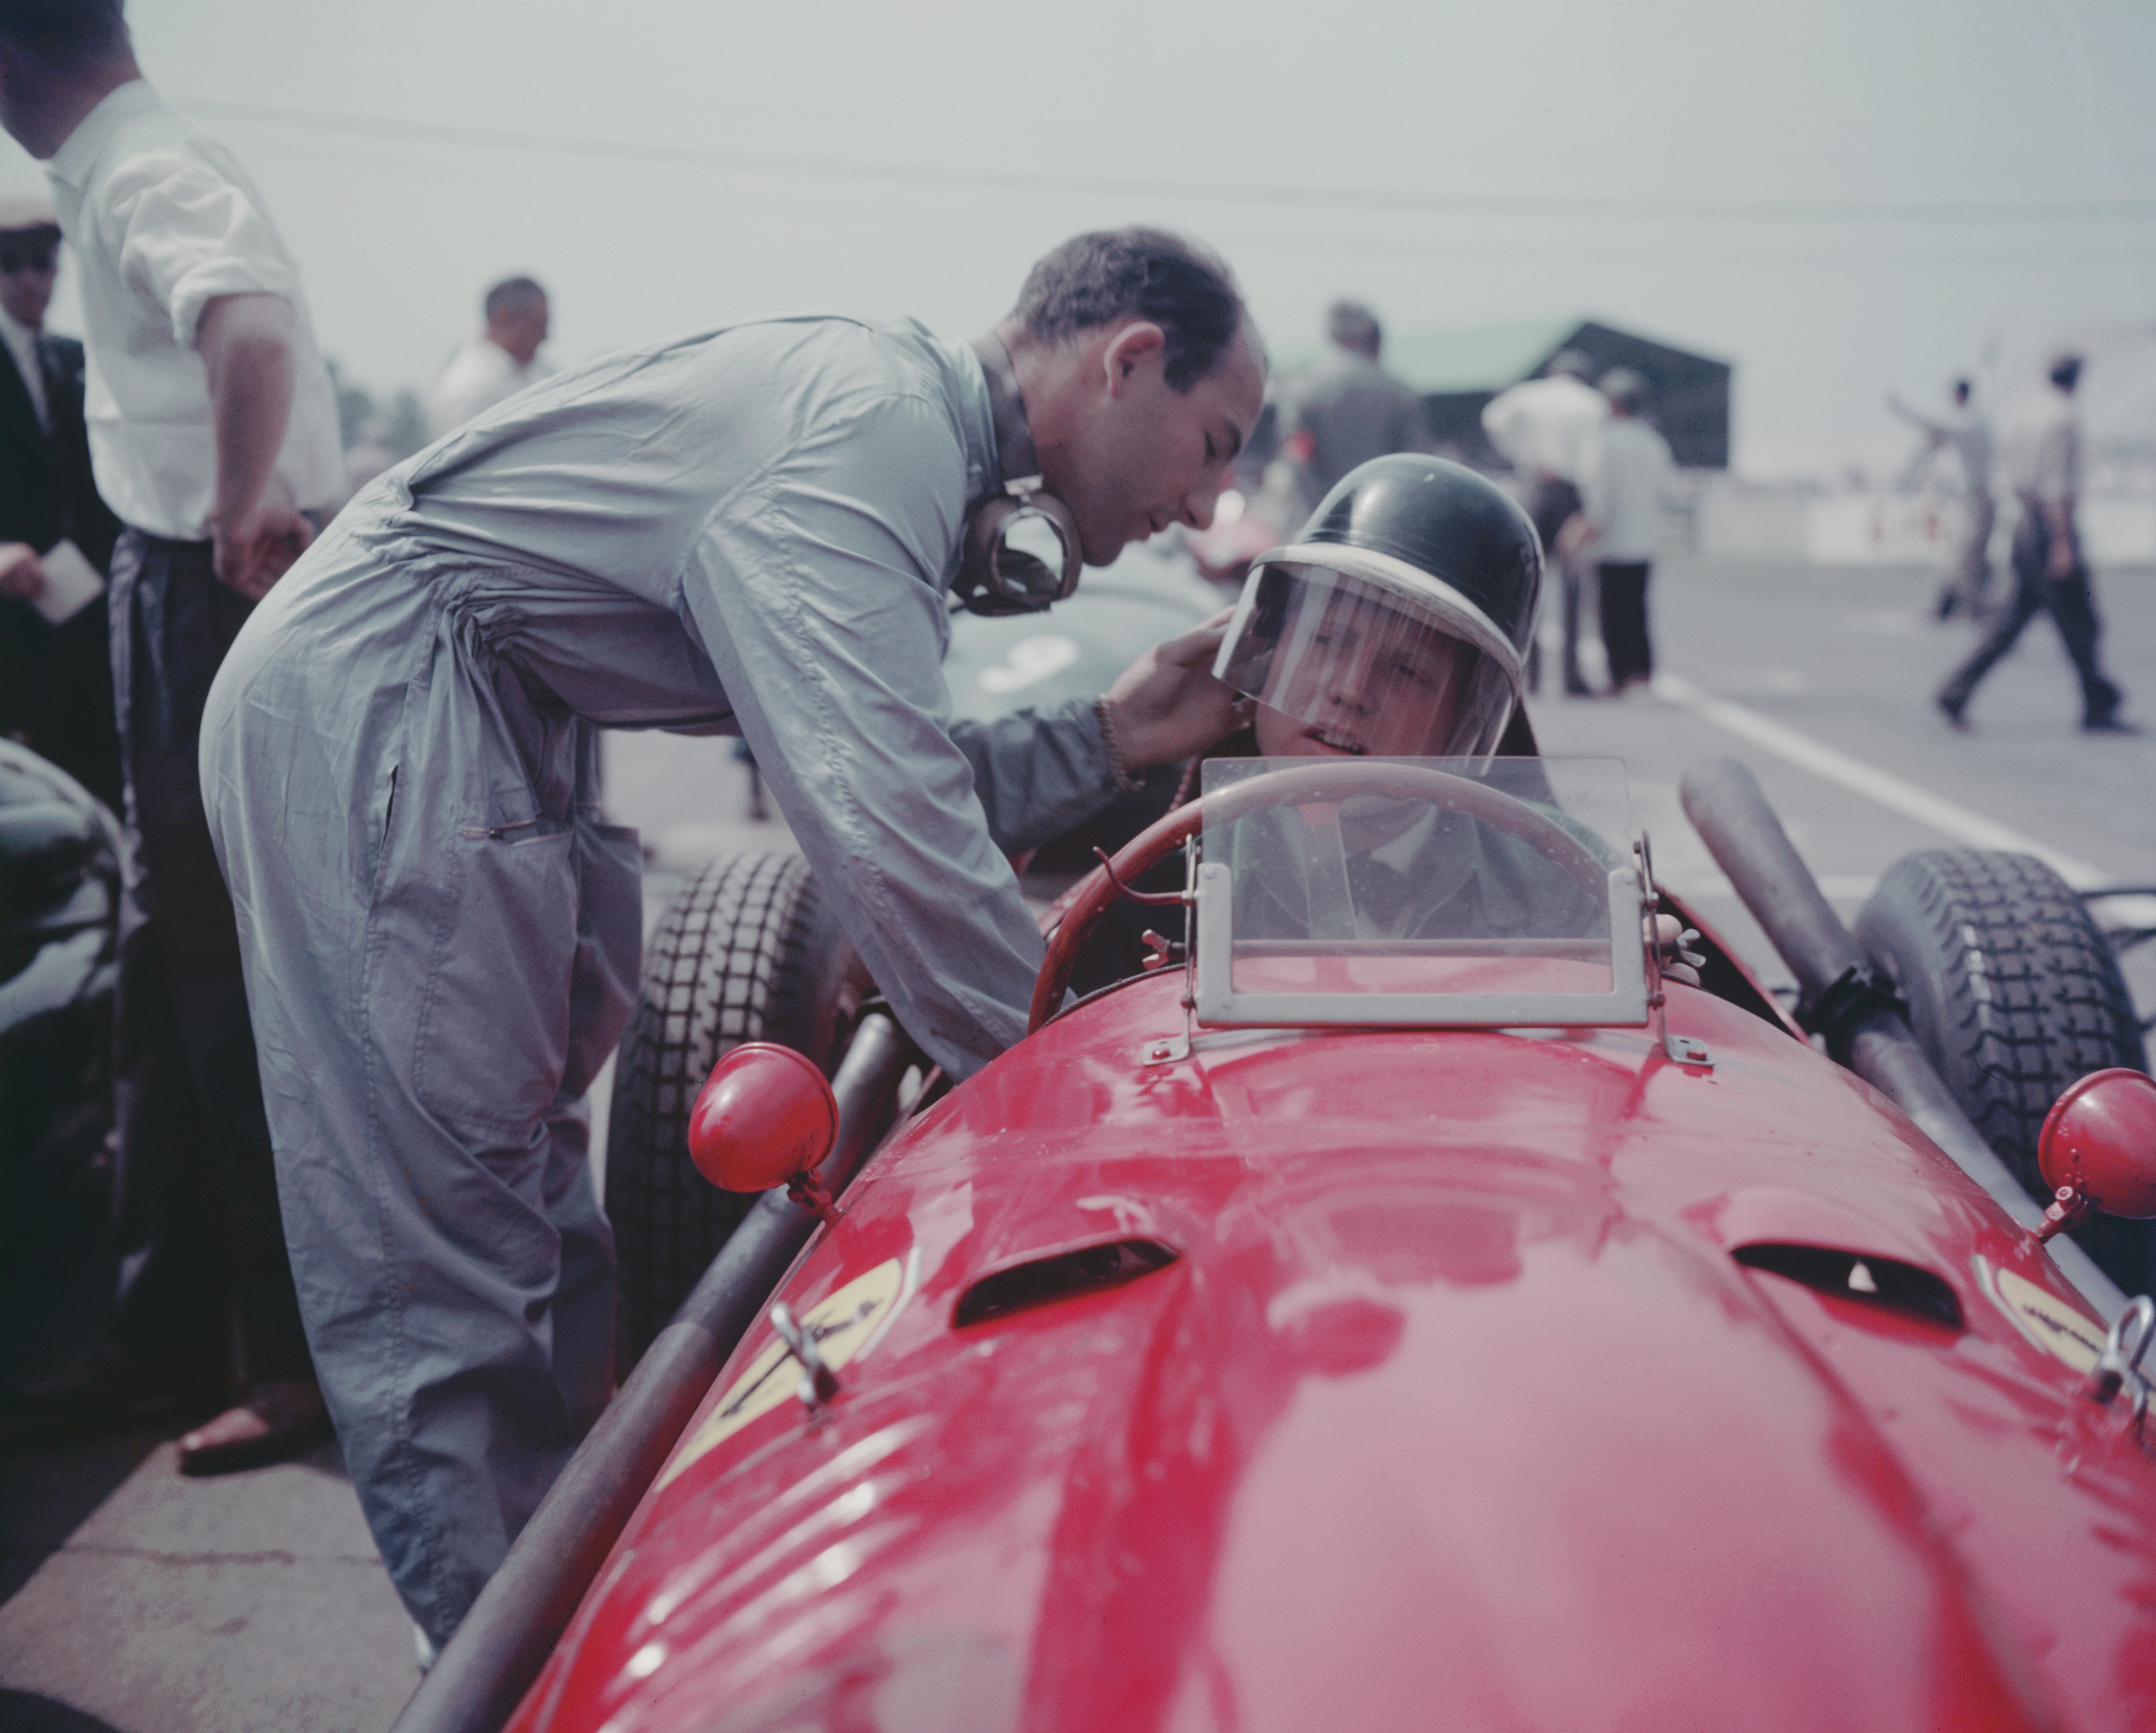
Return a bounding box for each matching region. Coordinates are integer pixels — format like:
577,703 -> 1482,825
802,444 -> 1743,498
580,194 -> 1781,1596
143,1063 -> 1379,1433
1937,523 -> 2044,715
108,532 -> 311,1386
204,552 -> 638,1646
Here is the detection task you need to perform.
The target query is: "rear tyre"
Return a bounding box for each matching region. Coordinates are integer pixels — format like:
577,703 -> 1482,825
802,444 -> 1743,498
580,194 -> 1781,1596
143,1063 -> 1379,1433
1854,848 -> 2153,1293
606,852 -> 868,1368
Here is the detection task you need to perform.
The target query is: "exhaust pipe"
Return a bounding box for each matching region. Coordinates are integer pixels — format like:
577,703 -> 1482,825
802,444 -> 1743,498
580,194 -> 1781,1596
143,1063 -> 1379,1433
392,1010 -> 919,1733
1679,756 -> 2124,1322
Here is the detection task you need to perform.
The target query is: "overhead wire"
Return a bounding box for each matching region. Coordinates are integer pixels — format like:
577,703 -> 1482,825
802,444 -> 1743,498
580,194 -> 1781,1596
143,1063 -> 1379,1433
182,96 -> 2156,229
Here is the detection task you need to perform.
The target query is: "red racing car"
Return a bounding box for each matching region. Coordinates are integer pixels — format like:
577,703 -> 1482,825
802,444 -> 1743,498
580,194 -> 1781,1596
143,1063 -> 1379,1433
397,752 -> 2156,1733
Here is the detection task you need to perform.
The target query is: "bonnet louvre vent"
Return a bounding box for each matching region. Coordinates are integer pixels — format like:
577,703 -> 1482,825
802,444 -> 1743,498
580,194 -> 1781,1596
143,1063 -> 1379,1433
954,1239 -> 1178,1328
1734,1243 -> 1962,1328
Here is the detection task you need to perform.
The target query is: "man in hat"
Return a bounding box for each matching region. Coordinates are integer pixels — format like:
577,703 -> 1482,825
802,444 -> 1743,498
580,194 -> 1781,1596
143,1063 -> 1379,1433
0,191 -> 122,809
0,0 -> 337,1471
1481,349 -> 1607,696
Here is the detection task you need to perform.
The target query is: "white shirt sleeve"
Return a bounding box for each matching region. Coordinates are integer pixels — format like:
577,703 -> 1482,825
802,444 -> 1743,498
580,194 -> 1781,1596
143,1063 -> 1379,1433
104,148 -> 301,348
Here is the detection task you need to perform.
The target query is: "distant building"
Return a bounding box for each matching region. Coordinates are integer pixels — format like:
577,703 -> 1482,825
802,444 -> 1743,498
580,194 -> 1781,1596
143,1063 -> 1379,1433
1275,315 -> 1732,471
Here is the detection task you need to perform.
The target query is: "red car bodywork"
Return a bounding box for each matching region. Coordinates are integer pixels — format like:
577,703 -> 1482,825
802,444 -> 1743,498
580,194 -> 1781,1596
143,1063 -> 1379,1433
509,967 -> 2156,1732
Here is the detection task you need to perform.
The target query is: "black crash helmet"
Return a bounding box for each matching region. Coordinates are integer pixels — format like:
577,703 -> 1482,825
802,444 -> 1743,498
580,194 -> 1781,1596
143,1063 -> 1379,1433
1213,455 -> 1543,760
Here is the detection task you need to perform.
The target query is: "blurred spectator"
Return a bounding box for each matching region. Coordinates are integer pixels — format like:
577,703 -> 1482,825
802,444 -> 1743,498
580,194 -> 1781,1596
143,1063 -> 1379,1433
0,3 -> 337,1472
0,192 -> 122,808
429,275 -> 551,437
1889,376 -> 1994,620
1284,300 -> 1429,497
1572,368 -> 1671,695
1938,355 -> 2129,734
342,413 -> 399,496
1482,349 -> 1607,695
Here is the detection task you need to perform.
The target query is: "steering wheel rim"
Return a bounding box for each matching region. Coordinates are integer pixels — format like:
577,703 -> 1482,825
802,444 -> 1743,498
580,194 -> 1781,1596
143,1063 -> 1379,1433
1030,759 -> 1612,1033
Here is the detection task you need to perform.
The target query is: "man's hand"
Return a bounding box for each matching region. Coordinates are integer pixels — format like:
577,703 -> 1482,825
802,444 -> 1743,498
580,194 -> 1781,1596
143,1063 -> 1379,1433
2046,528 -> 2078,580
1100,607 -> 1253,768
0,542 -> 47,602
212,499 -> 313,601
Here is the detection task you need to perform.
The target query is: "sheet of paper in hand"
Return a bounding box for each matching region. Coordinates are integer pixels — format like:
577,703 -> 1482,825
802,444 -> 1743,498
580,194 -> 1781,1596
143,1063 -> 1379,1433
30,539 -> 104,626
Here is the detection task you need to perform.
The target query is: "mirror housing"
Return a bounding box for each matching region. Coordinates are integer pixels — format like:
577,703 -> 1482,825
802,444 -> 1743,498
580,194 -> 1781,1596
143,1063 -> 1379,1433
2033,1068 -> 2156,1239
688,1043 -> 838,1195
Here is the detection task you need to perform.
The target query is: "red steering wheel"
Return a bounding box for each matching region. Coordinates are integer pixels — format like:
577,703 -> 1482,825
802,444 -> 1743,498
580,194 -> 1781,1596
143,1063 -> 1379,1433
1030,759 -> 1614,1032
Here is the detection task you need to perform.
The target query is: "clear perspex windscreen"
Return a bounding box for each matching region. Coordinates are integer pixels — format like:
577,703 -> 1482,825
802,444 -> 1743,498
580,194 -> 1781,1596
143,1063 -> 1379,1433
1192,756 -> 1647,1028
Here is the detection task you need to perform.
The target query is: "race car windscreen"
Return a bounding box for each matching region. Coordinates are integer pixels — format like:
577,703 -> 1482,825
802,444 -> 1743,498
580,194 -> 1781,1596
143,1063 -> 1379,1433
1196,757 -> 1636,1017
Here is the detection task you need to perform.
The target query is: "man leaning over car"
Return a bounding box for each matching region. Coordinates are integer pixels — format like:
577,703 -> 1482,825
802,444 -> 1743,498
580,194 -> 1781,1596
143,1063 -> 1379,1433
198,227 -> 1265,1654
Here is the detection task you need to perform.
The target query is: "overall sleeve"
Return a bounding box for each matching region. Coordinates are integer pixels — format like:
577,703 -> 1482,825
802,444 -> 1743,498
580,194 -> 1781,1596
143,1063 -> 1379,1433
677,388 -> 1053,1079
949,697 -> 1119,855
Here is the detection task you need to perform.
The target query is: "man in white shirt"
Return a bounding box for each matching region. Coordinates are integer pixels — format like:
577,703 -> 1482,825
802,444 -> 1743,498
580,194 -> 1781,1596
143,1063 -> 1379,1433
0,0 -> 341,1471
428,275 -> 552,438
1938,354 -> 2128,734
1481,349 -> 1607,696
1572,368 -> 1672,694
1889,376 -> 1995,620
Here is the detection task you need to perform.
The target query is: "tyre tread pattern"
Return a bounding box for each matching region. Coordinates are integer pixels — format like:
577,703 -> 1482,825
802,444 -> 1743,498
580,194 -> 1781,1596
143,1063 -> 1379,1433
607,852 -> 830,1366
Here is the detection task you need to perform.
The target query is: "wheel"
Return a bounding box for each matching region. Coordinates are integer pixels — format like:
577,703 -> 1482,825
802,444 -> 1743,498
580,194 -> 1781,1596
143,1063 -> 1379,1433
607,851 -> 868,1367
1855,848 -> 2153,1293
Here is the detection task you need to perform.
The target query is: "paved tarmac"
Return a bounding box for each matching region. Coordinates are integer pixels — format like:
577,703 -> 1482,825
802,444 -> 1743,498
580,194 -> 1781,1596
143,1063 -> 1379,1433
4,551 -> 2150,1733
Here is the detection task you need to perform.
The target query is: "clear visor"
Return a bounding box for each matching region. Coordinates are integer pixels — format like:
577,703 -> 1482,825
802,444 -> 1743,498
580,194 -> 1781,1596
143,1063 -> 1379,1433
1214,561 -> 1520,760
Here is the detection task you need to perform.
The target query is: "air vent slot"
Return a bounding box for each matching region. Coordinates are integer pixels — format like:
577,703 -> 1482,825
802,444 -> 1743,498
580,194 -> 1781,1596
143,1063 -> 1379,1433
1734,1243 -> 1962,1328
954,1239 -> 1178,1328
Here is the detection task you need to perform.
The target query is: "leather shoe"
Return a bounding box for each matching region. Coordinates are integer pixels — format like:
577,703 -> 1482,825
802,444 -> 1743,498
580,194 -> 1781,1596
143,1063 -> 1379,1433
177,1378 -> 329,1476
1937,691 -> 1969,731
2082,712 -> 2140,735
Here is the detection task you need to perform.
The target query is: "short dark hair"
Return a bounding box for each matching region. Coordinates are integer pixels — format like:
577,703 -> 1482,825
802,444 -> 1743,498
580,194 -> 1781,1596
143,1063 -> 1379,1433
2050,353 -> 2083,391
484,276 -> 547,321
1328,299 -> 1381,356
1012,228 -> 1249,392
0,0 -> 128,71
1952,377 -> 1971,402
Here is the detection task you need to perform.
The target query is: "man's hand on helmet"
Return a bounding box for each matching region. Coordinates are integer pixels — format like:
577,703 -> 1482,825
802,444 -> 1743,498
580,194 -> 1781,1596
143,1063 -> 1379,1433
1100,608 -> 1254,769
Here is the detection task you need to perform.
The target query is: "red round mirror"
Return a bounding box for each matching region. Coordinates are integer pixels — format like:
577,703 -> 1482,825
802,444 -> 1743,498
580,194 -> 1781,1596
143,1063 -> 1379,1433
688,1043 -> 838,1194
2037,1068 -> 2156,1221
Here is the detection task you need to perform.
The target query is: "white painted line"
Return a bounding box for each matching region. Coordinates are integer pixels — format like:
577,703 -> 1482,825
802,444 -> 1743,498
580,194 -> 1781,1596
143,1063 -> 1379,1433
1652,673 -> 2103,883
1651,673 -> 2156,927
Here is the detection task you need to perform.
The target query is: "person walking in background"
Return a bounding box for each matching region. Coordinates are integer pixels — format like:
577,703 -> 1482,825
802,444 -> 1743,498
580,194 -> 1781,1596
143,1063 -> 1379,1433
1937,354 -> 2129,734
1572,367 -> 1671,695
1889,375 -> 1995,621
0,0 -> 340,1471
0,192 -> 122,809
1482,348 -> 1607,695
1283,299 -> 1429,498
428,274 -> 551,437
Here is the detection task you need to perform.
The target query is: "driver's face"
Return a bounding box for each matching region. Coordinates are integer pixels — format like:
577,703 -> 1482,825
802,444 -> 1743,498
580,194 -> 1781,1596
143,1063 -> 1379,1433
1253,587 -> 1468,758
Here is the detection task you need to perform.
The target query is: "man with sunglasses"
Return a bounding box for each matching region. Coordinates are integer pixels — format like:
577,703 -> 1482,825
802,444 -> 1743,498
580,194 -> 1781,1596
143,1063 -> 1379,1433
0,193 -> 120,810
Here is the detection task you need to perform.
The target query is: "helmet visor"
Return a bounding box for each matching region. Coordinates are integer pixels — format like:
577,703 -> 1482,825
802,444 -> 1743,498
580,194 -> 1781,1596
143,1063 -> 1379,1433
1214,560 -> 1519,759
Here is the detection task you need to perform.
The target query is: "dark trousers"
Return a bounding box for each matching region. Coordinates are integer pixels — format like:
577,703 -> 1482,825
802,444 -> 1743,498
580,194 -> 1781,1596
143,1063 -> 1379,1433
1524,475 -> 1586,694
1599,561 -> 1653,688
1938,509 -> 2121,725
108,529 -> 310,1386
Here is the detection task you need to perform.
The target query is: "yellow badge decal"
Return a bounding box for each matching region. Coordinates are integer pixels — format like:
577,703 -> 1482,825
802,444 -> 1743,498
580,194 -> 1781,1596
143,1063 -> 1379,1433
1985,1262 -> 2105,1375
657,1256 -> 908,1492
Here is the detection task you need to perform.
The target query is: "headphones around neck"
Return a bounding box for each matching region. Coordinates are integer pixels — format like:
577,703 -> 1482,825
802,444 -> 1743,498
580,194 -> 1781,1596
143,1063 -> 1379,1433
954,333 -> 1084,617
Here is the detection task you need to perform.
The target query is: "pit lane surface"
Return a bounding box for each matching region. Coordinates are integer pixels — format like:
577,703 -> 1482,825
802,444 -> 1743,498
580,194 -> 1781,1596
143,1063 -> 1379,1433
2,552 -> 2149,1733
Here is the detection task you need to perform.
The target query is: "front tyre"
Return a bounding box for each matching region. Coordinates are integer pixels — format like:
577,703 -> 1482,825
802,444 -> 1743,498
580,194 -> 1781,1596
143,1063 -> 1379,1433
606,852 -> 867,1368
1855,848 -> 2152,1292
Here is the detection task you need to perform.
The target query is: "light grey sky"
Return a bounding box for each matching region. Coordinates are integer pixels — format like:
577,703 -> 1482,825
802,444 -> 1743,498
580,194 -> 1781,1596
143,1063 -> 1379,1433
6,0 -> 2153,473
